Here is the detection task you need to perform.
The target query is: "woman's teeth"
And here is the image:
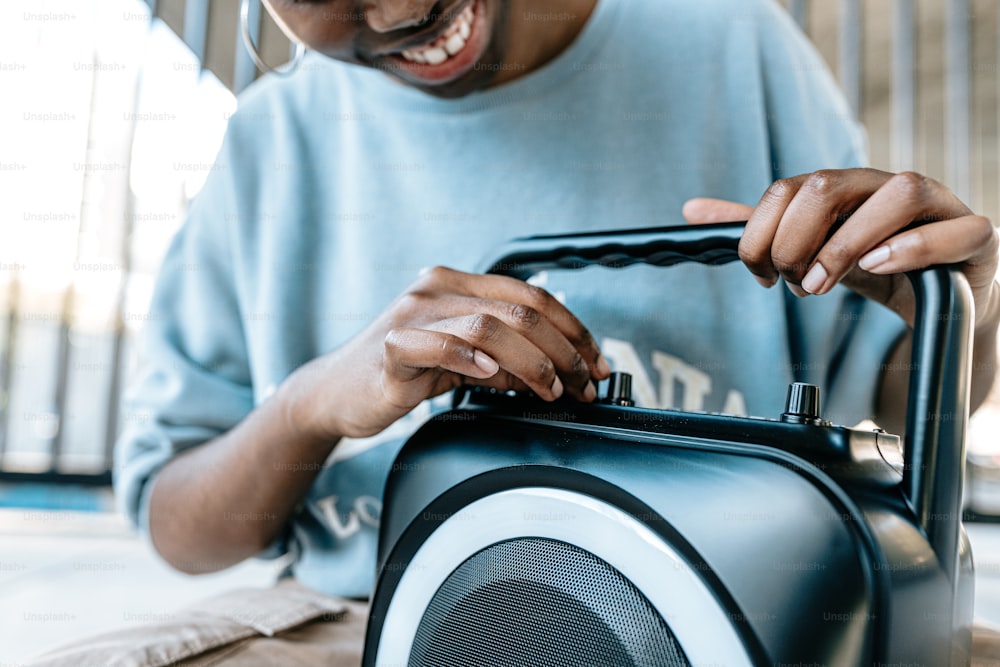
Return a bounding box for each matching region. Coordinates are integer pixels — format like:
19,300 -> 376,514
401,4 -> 474,65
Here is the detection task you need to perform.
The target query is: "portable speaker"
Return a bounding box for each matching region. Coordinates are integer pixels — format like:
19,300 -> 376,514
362,222 -> 975,666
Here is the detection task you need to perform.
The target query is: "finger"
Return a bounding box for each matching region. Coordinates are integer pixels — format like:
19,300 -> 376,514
740,169 -> 893,291
417,266 -> 610,382
383,327 -> 531,398
431,313 -> 568,401
799,172 -> 972,295
384,327 -> 499,381
382,327 -> 501,408
846,216 -> 995,327
767,169 -> 893,294
405,292 -> 597,400
682,198 -> 755,225
468,296 -> 597,400
857,215 -> 997,276
738,175 -> 808,288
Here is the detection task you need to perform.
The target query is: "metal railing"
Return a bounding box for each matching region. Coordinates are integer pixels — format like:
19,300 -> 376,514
2,0 -> 997,485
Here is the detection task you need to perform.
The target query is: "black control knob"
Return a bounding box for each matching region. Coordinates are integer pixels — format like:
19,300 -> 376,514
781,382 -> 826,425
603,372 -> 634,407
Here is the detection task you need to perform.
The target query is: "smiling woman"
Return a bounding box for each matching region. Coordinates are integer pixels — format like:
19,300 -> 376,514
12,0 -> 1000,665
262,0 -> 596,96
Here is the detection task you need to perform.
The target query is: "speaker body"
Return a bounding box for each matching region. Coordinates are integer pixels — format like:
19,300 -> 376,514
362,223 -> 975,666
363,388 -> 974,666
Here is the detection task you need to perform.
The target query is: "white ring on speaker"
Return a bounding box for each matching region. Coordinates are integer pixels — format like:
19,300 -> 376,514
375,487 -> 754,666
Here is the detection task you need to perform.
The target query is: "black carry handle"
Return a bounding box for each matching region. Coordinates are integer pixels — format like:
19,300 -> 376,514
480,222 -> 745,279
481,221 -> 974,584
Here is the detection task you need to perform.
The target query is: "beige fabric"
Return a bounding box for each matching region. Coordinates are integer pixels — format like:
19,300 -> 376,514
27,579 -> 366,667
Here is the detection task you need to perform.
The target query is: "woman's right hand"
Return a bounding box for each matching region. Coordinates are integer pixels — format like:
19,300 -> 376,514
279,266 -> 612,441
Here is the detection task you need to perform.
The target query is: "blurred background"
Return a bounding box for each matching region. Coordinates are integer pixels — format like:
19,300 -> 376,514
1,0 -> 999,661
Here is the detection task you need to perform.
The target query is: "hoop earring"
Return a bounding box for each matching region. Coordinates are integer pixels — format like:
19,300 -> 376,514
240,0 -> 306,76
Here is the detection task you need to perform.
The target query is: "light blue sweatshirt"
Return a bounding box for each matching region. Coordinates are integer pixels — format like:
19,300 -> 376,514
116,0 -> 907,597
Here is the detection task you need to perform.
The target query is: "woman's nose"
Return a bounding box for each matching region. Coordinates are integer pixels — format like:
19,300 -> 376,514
364,0 -> 437,33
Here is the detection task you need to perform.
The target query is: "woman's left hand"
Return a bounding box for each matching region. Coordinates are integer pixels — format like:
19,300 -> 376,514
683,168 -> 999,330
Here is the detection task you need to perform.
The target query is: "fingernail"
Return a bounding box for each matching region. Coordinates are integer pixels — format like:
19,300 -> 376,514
859,245 -> 891,271
473,350 -> 499,376
551,376 -> 564,398
786,281 -> 809,298
596,354 -> 611,377
583,381 -> 597,402
801,263 -> 828,295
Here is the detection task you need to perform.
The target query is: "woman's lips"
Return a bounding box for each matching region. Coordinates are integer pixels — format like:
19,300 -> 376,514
381,0 -> 489,85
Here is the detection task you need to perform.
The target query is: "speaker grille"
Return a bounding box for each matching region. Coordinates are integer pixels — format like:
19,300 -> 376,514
409,537 -> 691,667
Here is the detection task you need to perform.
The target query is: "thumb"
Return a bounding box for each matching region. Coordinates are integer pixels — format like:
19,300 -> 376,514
682,197 -> 755,225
